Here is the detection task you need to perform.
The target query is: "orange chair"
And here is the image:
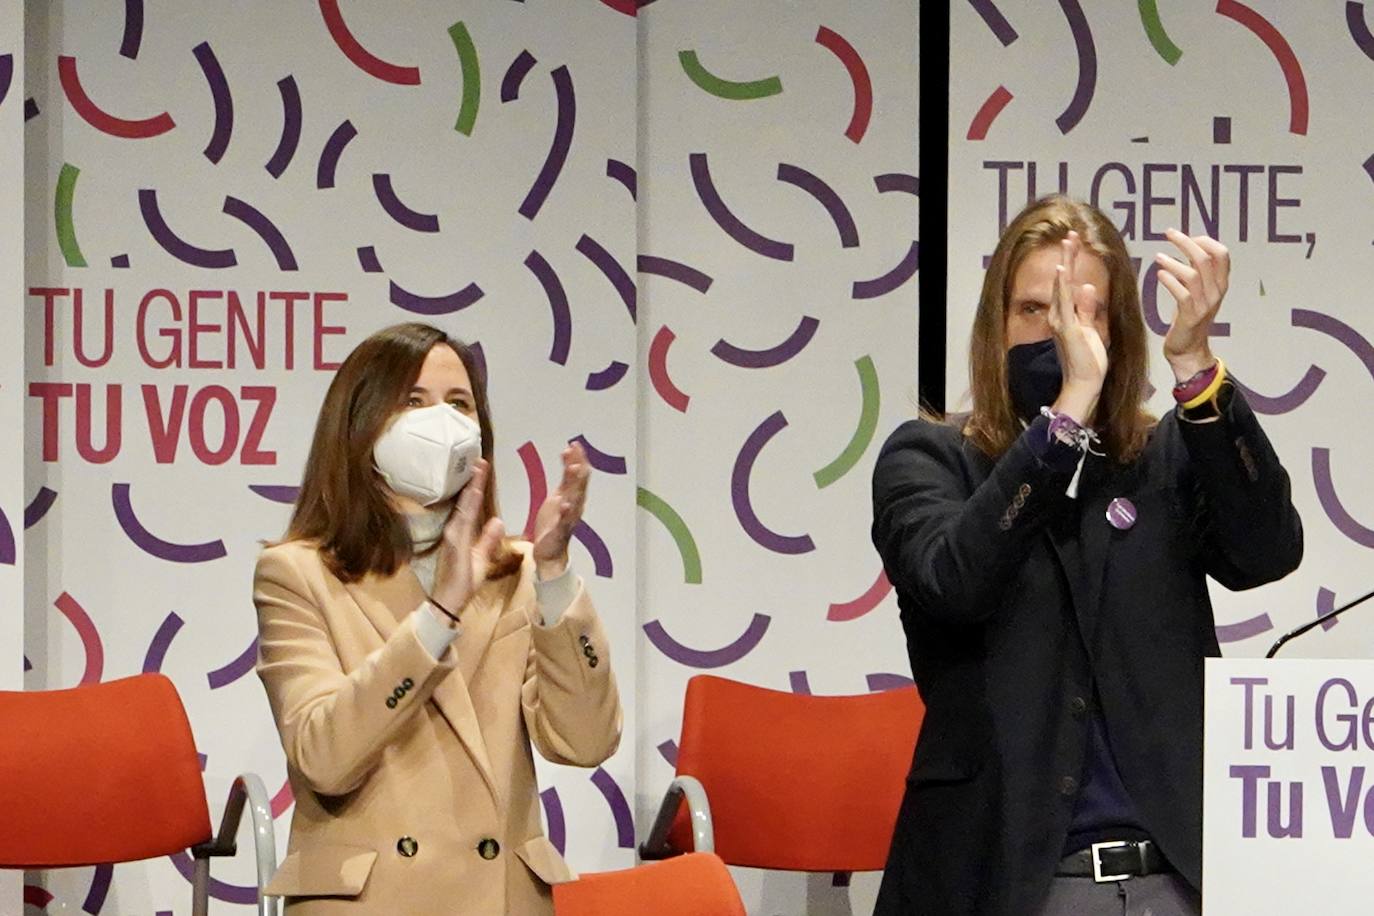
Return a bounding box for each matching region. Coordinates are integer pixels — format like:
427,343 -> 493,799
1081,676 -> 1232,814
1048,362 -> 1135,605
555,851 -> 746,916
0,673 -> 279,916
640,675 -> 923,873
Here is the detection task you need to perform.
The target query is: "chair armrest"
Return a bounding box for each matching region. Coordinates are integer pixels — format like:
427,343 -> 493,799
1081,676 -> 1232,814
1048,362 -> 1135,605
191,773 -> 280,916
638,775 -> 713,860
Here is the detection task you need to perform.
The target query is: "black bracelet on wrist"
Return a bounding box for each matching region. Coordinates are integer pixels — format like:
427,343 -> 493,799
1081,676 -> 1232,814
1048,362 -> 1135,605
429,597 -> 461,625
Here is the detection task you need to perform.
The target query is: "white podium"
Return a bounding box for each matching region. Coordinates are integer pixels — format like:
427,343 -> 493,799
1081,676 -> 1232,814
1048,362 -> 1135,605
1204,658 -> 1374,914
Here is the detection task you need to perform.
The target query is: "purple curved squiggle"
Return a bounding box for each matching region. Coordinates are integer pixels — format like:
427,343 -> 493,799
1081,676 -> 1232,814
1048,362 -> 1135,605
712,315 -> 819,369
168,851 -> 256,904
732,412 -> 815,554
249,485 -> 299,504
1313,447 -> 1374,547
121,0 -> 144,59
1215,613 -> 1274,643
637,255 -> 713,293
1293,309 -> 1374,382
525,250 -> 571,365
501,50 -> 536,102
540,788 -> 566,855
223,196 -> 298,270
0,507 -> 14,565
1231,367 -> 1325,414
519,65 -> 575,220
570,435 -> 627,475
389,279 -> 484,315
23,487 -> 55,529
867,673 -> 914,692
969,0 -> 1019,45
586,360 -> 629,391
1351,3 -> 1374,60
777,162 -> 859,247
657,739 -> 679,767
356,246 -> 383,273
875,172 -> 919,195
112,483 -> 228,562
1055,0 -> 1096,134
852,241 -> 919,299
572,519 -> 613,578
1317,586 -> 1341,632
142,611 -> 184,673
266,75 -> 302,178
591,768 -> 636,848
139,189 -> 237,269
606,158 -> 637,199
642,613 -> 772,668
84,862 -> 114,914
193,42 -> 233,164
373,173 -> 440,232
789,670 -> 812,694
576,234 -> 636,323
207,637 -> 258,689
317,119 -> 356,189
690,152 -> 793,261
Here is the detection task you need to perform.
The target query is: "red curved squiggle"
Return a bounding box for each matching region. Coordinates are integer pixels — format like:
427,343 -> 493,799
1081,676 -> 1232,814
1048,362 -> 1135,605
54,592 -> 104,685
319,0 -> 421,85
648,326 -> 690,413
58,56 -> 174,138
815,26 -> 873,143
1216,0 -> 1308,135
518,442 -> 548,541
827,569 -> 892,622
967,85 -> 1013,140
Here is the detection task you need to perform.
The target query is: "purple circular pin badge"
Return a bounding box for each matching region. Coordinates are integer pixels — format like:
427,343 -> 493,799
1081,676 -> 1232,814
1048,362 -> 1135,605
1106,497 -> 1137,531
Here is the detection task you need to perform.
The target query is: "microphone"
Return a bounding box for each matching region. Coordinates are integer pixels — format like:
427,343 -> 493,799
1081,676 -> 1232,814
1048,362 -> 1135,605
1265,587 -> 1374,658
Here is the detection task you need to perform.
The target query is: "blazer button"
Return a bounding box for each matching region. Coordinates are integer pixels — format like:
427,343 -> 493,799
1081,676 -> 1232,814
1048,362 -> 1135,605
477,838 -> 501,860
588,656 -> 599,668
578,635 -> 591,647
1060,776 -> 1078,796
1069,696 -> 1087,716
583,644 -> 596,658
397,836 -> 419,858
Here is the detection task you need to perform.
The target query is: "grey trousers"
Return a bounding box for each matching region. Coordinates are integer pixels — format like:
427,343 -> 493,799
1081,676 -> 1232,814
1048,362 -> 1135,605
1036,874 -> 1202,916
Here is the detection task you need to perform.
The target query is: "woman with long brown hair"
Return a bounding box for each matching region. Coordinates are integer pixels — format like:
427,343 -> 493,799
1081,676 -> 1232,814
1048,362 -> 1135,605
871,196 -> 1301,915
254,322 -> 621,915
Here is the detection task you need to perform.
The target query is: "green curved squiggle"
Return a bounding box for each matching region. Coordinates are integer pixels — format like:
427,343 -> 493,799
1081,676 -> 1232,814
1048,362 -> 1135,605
814,356 -> 880,489
55,163 -> 87,268
1138,0 -> 1182,65
636,487 -> 703,584
449,22 -> 480,135
678,49 -> 783,100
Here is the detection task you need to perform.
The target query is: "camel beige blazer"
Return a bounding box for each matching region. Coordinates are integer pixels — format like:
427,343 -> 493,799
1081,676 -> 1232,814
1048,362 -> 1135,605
253,539 -> 622,915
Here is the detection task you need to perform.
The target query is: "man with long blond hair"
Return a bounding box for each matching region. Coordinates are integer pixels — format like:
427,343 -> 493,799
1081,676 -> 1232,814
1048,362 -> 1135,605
871,196 -> 1302,915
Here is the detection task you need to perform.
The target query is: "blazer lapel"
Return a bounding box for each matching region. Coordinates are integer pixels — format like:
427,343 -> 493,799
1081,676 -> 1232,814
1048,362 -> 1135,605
344,567 -> 500,802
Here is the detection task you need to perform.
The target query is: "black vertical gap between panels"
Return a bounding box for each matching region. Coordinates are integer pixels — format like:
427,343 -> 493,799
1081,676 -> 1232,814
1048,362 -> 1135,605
917,0 -> 950,414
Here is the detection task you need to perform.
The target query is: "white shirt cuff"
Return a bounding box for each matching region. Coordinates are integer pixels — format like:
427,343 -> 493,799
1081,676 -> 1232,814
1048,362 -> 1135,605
413,603 -> 460,659
533,565 -> 578,626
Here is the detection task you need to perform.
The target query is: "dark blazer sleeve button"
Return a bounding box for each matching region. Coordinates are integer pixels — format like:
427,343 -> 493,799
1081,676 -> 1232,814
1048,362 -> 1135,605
397,836 -> 419,857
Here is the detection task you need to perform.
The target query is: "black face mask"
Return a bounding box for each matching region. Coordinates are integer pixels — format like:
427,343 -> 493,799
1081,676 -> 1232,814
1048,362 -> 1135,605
1006,338 -> 1062,422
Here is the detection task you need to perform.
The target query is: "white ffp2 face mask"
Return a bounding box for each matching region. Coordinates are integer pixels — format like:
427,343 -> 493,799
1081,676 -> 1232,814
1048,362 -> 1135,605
373,404 -> 483,506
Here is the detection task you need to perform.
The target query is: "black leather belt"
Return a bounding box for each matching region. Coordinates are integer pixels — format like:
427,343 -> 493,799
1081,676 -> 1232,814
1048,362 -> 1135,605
1056,840 -> 1173,882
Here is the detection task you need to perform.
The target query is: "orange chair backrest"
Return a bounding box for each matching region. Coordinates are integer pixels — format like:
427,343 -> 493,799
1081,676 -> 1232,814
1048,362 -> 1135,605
0,673 -> 212,868
668,675 -> 923,872
554,852 -> 746,916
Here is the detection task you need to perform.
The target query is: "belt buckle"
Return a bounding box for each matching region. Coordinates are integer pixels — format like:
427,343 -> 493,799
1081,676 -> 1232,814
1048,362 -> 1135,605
1090,840 -> 1131,883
